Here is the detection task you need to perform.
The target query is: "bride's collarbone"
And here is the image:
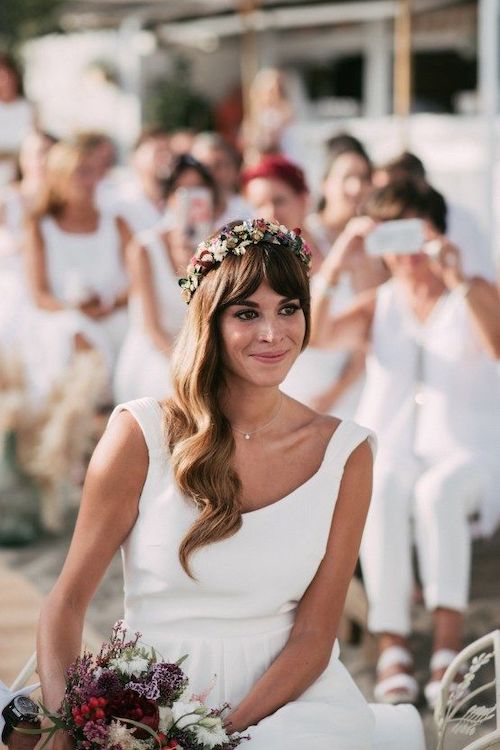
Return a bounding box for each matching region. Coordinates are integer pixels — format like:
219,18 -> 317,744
234,415 -> 340,512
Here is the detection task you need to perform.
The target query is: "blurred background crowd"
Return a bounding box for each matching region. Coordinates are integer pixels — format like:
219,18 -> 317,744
0,0 -> 499,742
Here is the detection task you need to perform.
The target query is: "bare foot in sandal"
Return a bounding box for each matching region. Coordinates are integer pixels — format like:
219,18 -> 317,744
374,635 -> 419,705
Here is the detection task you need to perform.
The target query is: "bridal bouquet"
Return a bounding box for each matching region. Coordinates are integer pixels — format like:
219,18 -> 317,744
34,622 -> 247,750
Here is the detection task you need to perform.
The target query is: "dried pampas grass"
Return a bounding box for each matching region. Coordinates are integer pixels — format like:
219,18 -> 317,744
1,347 -> 109,533
21,350 -> 108,531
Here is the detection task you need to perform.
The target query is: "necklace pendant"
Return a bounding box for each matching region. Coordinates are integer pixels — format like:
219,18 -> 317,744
244,433 -> 251,440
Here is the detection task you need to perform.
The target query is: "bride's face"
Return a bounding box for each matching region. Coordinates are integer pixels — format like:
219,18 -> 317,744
218,281 -> 305,388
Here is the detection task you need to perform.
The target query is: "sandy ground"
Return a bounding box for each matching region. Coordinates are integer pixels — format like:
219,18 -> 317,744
0,507 -> 499,750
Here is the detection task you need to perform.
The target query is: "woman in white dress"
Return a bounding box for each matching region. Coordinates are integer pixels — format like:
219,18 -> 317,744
313,178 -> 500,707
33,219 -> 423,750
0,130 -> 56,351
24,139 -> 131,398
114,155 -> 218,402
0,54 -> 36,186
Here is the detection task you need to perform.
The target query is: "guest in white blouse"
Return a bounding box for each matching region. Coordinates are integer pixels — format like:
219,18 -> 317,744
114,128 -> 172,234
0,53 -> 36,186
113,154 -> 218,403
312,176 -> 500,708
24,139 -> 131,398
191,131 -> 253,226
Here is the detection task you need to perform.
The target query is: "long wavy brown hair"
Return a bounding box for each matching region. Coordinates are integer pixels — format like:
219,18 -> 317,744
163,236 -> 311,577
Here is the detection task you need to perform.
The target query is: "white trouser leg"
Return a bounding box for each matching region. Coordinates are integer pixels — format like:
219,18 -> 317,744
361,461 -> 417,636
413,454 -> 484,613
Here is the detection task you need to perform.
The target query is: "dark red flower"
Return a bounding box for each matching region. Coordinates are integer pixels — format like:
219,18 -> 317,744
293,226 -> 302,236
106,689 -> 159,738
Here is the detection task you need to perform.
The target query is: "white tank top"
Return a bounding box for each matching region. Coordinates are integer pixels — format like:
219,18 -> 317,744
356,279 -> 500,462
40,214 -> 128,306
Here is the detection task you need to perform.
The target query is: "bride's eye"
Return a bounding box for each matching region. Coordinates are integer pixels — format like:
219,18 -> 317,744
235,309 -> 258,321
279,304 -> 300,316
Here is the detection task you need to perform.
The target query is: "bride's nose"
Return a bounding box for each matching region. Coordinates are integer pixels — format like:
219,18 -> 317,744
258,317 -> 282,343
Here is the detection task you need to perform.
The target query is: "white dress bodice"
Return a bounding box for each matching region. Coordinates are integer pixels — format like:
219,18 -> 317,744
113,233 -> 187,403
108,397 -> 377,748
40,214 -> 128,306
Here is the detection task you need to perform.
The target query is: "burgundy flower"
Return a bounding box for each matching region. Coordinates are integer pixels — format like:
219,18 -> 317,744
106,689 -> 159,739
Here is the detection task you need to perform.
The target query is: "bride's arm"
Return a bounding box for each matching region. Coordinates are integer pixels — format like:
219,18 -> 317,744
224,439 -> 373,732
37,413 -> 148,719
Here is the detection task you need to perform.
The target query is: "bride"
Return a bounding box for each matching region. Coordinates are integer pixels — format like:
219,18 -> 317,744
34,220 -> 393,748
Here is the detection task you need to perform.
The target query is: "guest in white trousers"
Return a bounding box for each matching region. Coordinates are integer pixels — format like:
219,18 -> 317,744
312,176 -> 500,708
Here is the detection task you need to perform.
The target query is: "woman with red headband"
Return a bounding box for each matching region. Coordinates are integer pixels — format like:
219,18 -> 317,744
242,155 -> 366,418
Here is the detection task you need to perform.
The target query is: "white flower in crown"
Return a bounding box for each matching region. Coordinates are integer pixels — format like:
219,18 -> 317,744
178,218 -> 312,304
212,243 -> 227,262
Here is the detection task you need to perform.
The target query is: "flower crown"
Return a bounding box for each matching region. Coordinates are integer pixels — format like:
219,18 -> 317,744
178,218 -> 312,304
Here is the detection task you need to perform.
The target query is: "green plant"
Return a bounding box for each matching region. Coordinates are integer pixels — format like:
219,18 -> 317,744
145,58 -> 214,133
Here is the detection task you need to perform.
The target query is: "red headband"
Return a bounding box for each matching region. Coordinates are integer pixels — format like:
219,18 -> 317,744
242,155 -> 309,195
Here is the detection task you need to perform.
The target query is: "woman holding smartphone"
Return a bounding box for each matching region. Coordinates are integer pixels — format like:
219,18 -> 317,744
113,155 -> 218,402
311,177 -> 500,708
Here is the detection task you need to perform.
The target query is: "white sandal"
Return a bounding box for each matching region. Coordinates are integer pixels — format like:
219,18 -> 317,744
374,645 -> 419,705
424,648 -> 463,710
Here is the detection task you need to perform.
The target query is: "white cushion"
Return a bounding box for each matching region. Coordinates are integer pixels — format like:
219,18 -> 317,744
370,703 -> 426,750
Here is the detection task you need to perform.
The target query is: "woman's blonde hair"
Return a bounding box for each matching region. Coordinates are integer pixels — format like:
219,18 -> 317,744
33,140 -> 93,219
163,237 -> 311,577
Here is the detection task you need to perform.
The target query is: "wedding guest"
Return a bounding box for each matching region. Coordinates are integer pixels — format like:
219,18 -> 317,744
242,154 -> 323,271
24,139 -> 130,397
0,130 -> 56,261
191,131 -> 253,225
306,134 -> 373,254
242,154 -> 367,418
303,137 -> 387,415
244,68 -> 294,162
0,130 -> 57,361
373,151 -> 497,282
115,128 -> 172,234
313,177 -> 500,707
74,131 -> 121,215
113,154 -> 217,403
0,53 -> 36,186
35,218 -> 420,750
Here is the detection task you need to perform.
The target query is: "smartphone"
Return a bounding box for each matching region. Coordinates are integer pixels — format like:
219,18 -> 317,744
176,187 -> 213,248
365,218 -> 425,256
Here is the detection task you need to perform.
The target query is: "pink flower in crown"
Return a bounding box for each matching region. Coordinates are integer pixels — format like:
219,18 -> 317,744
196,251 -> 215,270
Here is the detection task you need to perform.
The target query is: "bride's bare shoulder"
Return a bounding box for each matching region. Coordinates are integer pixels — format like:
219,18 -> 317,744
88,409 -> 149,489
285,394 -> 342,440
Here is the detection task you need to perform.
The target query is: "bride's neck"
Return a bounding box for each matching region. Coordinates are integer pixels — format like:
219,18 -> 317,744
220,384 -> 282,432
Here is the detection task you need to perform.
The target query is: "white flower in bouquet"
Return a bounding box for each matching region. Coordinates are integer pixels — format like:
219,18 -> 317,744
190,715 -> 230,749
107,721 -> 145,750
158,705 -> 174,732
171,700 -> 205,730
108,655 -> 150,678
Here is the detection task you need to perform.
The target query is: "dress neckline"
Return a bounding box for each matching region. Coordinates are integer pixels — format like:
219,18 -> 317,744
240,419 -> 348,519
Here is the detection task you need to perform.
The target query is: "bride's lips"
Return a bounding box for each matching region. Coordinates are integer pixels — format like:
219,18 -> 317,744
250,350 -> 289,363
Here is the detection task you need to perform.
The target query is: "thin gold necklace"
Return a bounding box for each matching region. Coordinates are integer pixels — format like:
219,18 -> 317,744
232,394 -> 283,441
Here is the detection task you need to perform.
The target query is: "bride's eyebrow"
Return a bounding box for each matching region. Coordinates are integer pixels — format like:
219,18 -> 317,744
230,296 -> 298,308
